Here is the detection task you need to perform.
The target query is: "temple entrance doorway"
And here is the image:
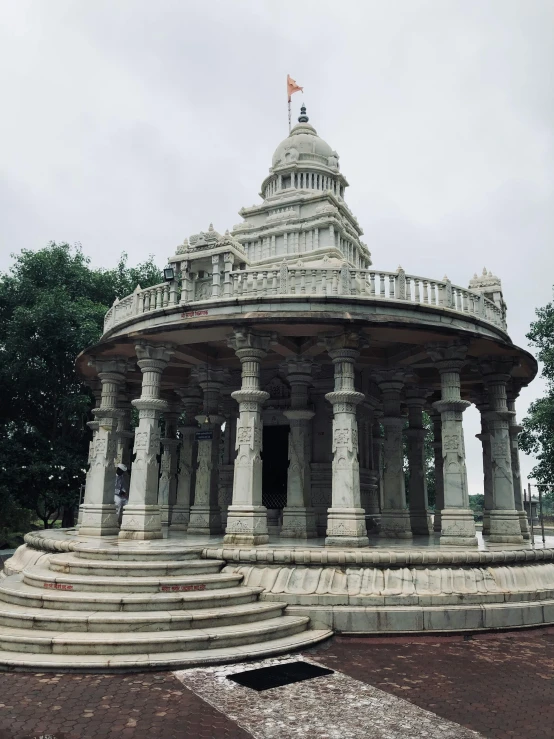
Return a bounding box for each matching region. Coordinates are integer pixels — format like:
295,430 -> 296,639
262,425 -> 289,512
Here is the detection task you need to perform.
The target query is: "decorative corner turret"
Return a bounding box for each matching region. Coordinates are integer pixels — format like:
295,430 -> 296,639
469,267 -> 507,319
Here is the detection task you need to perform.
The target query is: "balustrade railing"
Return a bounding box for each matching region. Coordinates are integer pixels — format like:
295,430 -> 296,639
103,266 -> 506,333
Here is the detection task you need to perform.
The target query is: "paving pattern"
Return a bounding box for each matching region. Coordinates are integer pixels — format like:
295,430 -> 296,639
0,628 -> 553,738
303,629 -> 554,739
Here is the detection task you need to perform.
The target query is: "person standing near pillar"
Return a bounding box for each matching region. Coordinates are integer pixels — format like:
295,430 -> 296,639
480,358 -> 524,544
224,328 -> 274,546
405,387 -> 432,536
321,331 -> 369,547
80,358 -> 129,537
375,369 -> 412,539
427,343 -> 477,546
281,356 -> 317,539
169,386 -> 202,533
119,342 -> 174,540
187,367 -> 226,535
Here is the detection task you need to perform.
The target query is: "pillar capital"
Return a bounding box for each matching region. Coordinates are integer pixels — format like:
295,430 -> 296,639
134,341 -> 175,369
319,330 -> 368,360
404,387 -> 433,408
227,327 -> 276,360
426,342 -> 468,373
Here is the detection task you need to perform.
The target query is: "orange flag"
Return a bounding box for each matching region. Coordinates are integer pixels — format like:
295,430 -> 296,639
287,74 -> 303,102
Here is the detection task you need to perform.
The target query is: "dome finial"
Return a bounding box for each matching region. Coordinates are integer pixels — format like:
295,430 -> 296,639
298,103 -> 309,123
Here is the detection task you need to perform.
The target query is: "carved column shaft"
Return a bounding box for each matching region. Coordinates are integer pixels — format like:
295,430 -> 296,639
482,366 -> 523,544
474,397 -> 494,536
507,392 -> 531,540
377,371 -> 412,539
428,344 -> 477,547
323,335 -> 368,548
187,368 -> 225,536
405,390 -> 432,536
170,389 -> 202,532
159,407 -> 180,529
429,411 -> 444,533
80,359 -> 128,537
224,330 -> 273,546
281,357 -> 317,539
120,343 -> 174,540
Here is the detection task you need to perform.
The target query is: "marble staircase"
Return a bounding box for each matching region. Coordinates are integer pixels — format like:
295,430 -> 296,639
0,545 -> 331,671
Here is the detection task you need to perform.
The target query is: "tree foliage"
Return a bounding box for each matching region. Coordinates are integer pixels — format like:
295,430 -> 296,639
520,287 -> 554,501
0,242 -> 162,530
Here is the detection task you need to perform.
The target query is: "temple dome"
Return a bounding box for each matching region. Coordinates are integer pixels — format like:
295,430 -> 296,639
271,106 -> 339,171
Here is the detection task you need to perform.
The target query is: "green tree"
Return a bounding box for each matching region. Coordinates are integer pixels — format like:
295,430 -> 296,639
520,287 -> 554,502
0,242 -> 162,530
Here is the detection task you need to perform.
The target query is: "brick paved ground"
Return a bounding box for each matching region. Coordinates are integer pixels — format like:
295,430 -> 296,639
304,628 -> 554,739
0,629 -> 553,738
0,672 -> 251,739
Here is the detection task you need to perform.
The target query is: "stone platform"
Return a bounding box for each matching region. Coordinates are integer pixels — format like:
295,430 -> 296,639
1,528 -> 554,672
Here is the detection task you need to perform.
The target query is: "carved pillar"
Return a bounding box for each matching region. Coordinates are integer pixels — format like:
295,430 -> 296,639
372,417 -> 384,518
115,391 -> 134,471
219,394 -> 238,529
507,388 -> 531,540
170,387 -> 202,532
474,394 -> 494,536
429,410 -> 444,533
187,368 -> 226,535
224,329 -> 274,546
322,332 -> 369,547
119,343 -> 174,540
211,254 -> 222,298
405,388 -> 432,536
80,358 -> 129,537
375,370 -> 412,538
281,357 -> 317,539
223,252 -> 234,298
159,404 -> 180,530
481,360 -> 523,544
428,344 -> 477,546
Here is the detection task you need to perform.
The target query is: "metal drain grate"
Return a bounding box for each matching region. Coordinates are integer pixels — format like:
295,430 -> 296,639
227,661 -> 334,691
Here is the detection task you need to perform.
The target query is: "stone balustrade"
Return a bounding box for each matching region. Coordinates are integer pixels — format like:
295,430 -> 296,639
103,266 -> 507,334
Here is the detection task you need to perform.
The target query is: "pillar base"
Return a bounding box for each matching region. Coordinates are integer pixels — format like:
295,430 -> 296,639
160,505 -> 171,529
118,505 -> 163,540
518,510 -> 531,540
325,508 -> 369,548
168,506 -> 189,533
379,510 -> 413,539
280,507 -> 318,539
439,508 -> 478,546
482,511 -> 490,536
223,505 -> 269,546
410,509 -> 432,536
187,506 -> 222,536
487,510 -> 524,544
78,504 -> 119,537
433,511 -> 442,533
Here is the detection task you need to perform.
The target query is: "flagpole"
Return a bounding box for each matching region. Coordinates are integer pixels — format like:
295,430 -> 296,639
288,97 -> 291,133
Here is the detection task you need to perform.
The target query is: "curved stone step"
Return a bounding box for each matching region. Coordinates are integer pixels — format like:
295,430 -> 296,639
0,575 -> 264,611
48,553 -> 224,578
72,543 -> 207,562
22,566 -> 242,593
0,599 -> 286,632
0,628 -> 333,672
0,615 -> 310,655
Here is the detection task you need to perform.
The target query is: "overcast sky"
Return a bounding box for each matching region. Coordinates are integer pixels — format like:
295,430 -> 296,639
1,0 -> 553,494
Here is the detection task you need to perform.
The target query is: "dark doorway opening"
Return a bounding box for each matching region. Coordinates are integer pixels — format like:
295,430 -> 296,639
262,425 -> 289,509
